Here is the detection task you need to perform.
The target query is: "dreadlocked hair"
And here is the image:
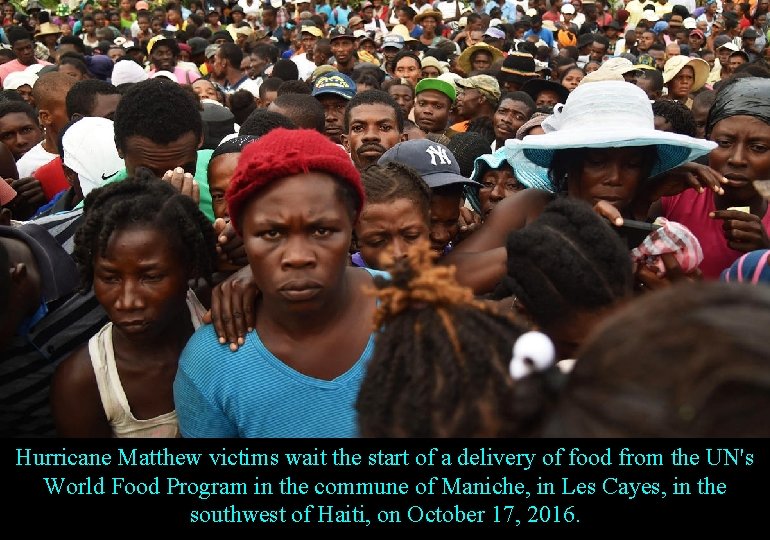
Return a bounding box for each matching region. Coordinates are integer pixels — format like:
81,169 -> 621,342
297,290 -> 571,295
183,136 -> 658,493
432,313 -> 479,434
356,242 -> 528,437
501,197 -> 633,328
73,168 -> 217,290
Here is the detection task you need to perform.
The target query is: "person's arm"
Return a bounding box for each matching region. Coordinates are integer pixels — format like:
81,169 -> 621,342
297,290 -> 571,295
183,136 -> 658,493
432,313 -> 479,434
442,246 -> 508,294
633,162 -> 727,220
50,346 -> 113,437
0,142 -> 17,179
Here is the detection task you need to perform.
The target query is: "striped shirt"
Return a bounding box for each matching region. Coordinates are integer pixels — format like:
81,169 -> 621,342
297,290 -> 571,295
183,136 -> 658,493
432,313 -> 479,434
2,210 -> 107,437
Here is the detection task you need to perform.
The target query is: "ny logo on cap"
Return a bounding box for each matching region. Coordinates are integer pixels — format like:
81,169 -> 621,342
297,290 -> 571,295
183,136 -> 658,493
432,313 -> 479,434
426,145 -> 451,166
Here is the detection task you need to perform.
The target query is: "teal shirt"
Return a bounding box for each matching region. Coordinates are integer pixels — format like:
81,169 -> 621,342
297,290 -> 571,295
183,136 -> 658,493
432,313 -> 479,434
74,149 -> 215,222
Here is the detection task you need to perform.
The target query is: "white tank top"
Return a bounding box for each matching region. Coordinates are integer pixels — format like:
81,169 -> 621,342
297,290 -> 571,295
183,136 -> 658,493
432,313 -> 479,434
88,290 -> 206,438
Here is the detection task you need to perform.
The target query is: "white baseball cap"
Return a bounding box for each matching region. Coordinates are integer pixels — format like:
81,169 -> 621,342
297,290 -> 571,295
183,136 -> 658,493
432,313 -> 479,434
62,117 -> 125,198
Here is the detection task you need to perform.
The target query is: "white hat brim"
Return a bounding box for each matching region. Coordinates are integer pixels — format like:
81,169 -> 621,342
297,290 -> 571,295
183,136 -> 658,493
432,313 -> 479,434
506,129 -> 717,178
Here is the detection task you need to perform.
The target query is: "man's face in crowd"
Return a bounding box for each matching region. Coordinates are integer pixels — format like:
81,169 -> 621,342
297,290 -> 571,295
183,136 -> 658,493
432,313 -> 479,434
728,53 -> 747,72
0,112 -> 42,159
413,90 -> 451,134
637,31 -> 655,51
355,198 -> 429,269
193,79 -> 219,101
692,103 -> 710,139
250,53 -> 269,77
12,39 -> 36,66
382,46 -> 400,67
119,131 -> 200,177
212,52 -> 227,78
635,76 -> 660,100
316,93 -> 349,144
471,51 -> 493,72
341,103 -> 405,169
331,37 -> 356,64
456,87 -> 485,120
300,32 -> 317,56
590,41 -> 607,62
649,49 -> 665,70
387,84 -> 414,117
151,44 -> 177,71
535,89 -> 561,108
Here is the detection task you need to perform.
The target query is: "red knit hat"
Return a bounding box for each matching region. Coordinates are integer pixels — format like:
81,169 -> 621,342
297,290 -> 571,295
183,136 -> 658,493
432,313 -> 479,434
226,128 -> 364,234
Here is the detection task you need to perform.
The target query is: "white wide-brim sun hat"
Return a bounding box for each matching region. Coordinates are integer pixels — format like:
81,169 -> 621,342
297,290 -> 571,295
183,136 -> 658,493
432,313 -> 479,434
505,81 -> 717,179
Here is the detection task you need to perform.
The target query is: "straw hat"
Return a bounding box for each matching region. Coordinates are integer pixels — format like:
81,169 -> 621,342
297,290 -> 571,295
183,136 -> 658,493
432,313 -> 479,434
662,55 -> 709,92
505,81 -> 716,178
390,24 -> 418,43
414,10 -> 442,24
457,42 -> 504,75
35,22 -> 62,38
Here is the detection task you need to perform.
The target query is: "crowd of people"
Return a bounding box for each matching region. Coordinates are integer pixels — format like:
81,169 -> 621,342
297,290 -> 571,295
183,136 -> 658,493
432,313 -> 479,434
1,0 -> 769,438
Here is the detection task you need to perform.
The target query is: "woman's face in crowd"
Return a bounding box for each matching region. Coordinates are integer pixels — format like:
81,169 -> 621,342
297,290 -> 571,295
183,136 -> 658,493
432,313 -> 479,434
561,68 -> 584,91
93,226 -> 190,340
241,173 -> 354,313
568,147 -> 651,211
668,65 -> 695,99
479,166 -> 523,219
709,115 -> 770,202
355,198 -> 430,269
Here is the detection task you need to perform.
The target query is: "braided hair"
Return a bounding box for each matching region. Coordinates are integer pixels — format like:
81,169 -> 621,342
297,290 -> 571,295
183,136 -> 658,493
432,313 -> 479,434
73,168 -> 217,290
652,99 -> 697,136
501,198 -> 633,330
356,243 -> 528,437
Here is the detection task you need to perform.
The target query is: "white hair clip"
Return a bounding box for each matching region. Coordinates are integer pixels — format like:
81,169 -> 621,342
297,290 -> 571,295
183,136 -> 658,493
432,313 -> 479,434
509,331 -> 556,380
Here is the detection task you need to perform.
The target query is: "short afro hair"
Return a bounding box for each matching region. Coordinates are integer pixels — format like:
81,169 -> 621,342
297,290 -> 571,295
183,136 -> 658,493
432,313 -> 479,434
113,78 -> 202,150
238,108 -> 297,137
66,79 -> 122,119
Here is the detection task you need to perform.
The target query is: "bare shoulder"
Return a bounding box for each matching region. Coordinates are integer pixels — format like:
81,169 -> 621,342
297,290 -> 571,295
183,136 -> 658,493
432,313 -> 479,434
51,342 -> 112,437
53,344 -> 96,390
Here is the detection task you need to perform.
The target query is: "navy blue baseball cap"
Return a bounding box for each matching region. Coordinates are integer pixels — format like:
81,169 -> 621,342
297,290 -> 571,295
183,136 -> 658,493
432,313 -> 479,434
311,71 -> 356,100
378,140 -> 480,189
